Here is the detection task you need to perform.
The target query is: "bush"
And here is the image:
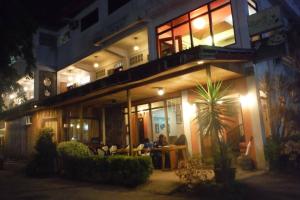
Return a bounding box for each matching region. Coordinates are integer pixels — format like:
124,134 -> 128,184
26,128 -> 57,177
57,142 -> 153,186
265,137 -> 281,170
57,141 -> 91,158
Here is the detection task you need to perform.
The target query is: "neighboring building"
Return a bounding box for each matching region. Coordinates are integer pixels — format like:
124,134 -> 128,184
0,0 -> 299,169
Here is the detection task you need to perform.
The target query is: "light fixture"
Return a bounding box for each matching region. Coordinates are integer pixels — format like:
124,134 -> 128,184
93,56 -> 99,68
192,18 -> 206,30
157,88 -> 164,96
197,60 -> 204,65
70,123 -> 74,128
9,94 -> 16,100
240,93 -> 255,108
33,105 -> 38,108
133,37 -> 140,51
76,124 -> 80,129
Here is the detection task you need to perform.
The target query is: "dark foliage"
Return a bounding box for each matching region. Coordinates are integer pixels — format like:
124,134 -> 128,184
26,128 -> 57,177
57,141 -> 153,187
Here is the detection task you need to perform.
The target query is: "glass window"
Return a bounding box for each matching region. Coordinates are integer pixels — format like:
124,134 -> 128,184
158,30 -> 174,57
173,23 -> 192,53
157,22 -> 172,34
151,101 -> 164,108
210,0 -> 230,10
166,98 -> 184,143
191,14 -> 212,46
137,104 -> 149,112
211,5 -> 235,47
190,5 -> 208,19
248,5 -> 256,15
172,14 -> 189,26
151,107 -> 166,137
248,0 -> 257,16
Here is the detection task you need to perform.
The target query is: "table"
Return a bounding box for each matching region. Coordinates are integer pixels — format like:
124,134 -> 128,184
151,145 -> 187,170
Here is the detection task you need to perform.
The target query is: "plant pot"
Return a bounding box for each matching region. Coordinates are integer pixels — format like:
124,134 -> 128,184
214,167 -> 236,184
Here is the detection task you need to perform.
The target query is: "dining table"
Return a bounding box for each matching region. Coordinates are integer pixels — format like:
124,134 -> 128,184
151,145 -> 187,170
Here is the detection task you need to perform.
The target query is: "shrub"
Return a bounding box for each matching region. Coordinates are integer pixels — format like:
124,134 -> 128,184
57,141 -> 91,158
26,128 -> 57,177
265,137 -> 281,170
57,142 -> 153,186
176,156 -> 214,189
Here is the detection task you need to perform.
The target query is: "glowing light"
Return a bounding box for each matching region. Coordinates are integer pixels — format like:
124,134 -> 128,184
217,100 -> 223,105
76,124 -> 80,129
157,88 -> 164,96
183,102 -> 197,119
33,105 -> 37,108
197,60 -> 204,65
68,76 -> 73,82
240,93 -> 255,108
9,94 -> 16,99
70,123 -> 74,128
83,124 -> 89,131
133,45 -> 140,51
23,87 -> 28,92
93,62 -> 99,68
192,18 -> 206,30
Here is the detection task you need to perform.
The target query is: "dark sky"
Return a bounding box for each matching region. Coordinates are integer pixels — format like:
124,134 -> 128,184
23,0 -> 96,30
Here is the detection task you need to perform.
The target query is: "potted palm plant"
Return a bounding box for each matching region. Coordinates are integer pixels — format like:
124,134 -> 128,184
195,80 -> 237,184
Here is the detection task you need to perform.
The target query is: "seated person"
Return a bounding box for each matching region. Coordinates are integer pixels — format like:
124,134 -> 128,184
151,134 -> 170,169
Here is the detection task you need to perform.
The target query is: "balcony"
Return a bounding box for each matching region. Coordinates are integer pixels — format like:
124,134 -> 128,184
57,28 -> 149,94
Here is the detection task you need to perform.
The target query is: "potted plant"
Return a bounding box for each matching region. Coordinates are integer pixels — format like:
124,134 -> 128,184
195,80 -> 237,184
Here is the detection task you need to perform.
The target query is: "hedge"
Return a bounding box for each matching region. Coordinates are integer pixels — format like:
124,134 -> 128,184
57,141 -> 153,186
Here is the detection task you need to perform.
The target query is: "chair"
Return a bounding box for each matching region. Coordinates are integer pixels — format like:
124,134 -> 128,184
109,145 -> 117,155
133,144 -> 144,156
102,146 -> 109,155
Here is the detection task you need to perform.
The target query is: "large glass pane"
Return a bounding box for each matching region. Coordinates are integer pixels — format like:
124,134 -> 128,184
190,5 -> 208,19
157,31 -> 173,57
151,101 -> 164,109
211,5 -> 235,47
191,14 -> 212,46
172,14 -> 188,26
173,23 -> 192,53
210,0 -> 230,10
151,108 -> 166,140
157,22 -> 172,34
166,98 -> 184,144
137,110 -> 152,142
248,4 -> 257,16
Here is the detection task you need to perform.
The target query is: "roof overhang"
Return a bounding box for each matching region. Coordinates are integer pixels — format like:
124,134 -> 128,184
0,45 -> 253,120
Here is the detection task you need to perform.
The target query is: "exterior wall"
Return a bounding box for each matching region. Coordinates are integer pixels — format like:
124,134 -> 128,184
182,76 -> 266,168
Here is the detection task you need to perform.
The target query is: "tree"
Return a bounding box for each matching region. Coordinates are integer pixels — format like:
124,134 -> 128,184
0,0 -> 37,112
195,80 -> 237,183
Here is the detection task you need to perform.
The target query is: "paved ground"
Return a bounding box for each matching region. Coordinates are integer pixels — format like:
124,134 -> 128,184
1,161 -> 300,200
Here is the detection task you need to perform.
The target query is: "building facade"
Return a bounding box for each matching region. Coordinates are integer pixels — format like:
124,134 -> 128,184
1,0 -> 300,169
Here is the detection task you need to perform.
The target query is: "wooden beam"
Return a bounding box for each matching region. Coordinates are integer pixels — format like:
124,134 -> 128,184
127,89 -> 133,155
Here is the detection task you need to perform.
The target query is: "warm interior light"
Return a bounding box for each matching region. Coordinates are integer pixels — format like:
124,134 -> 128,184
93,62 -> 99,68
157,88 -> 164,96
133,45 -> 140,51
68,76 -> 73,82
9,94 -> 16,100
240,93 -> 255,108
197,60 -> 204,65
23,87 -> 28,92
76,124 -> 80,129
33,105 -> 37,108
192,18 -> 206,30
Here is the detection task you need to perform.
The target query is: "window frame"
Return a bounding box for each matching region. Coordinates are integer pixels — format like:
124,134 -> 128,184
156,0 -> 236,58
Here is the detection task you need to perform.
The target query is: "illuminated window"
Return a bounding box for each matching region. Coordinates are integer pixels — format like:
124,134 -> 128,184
156,0 -> 235,58
248,0 -> 257,16
211,4 -> 235,47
